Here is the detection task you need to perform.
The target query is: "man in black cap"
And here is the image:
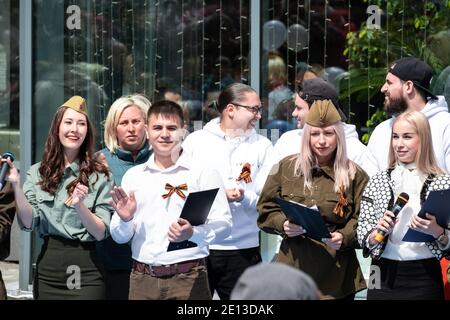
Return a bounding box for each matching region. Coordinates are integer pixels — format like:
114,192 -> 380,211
265,77 -> 368,172
364,57 -> 450,176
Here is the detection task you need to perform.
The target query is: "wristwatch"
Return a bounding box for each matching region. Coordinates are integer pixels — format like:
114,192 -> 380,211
437,228 -> 449,244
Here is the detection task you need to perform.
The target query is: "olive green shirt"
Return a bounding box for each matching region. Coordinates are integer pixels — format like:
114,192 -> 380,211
20,161 -> 113,242
257,156 -> 369,299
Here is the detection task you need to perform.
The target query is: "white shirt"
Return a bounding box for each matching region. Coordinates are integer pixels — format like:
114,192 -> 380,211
270,128 -> 303,165
381,164 -> 435,260
110,152 -> 232,265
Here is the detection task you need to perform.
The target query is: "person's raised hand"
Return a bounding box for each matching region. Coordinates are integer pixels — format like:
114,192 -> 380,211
109,186 -> 136,222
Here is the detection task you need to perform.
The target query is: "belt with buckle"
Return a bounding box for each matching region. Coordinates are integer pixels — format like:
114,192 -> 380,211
132,258 -> 206,278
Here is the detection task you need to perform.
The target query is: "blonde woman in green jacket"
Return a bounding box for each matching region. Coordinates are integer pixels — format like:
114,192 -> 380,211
257,100 -> 368,300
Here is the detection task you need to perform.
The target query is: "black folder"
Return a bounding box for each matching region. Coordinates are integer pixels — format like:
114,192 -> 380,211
402,188 -> 450,242
167,188 -> 219,251
276,198 -> 331,242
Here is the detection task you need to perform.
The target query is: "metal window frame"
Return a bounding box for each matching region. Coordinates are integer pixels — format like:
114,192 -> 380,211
250,0 -> 278,263
250,0 -> 260,96
19,0 -> 33,291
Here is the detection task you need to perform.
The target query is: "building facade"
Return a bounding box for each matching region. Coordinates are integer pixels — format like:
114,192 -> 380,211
1,0 -> 449,290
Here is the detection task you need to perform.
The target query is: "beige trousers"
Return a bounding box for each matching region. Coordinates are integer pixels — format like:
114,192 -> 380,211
129,265 -> 211,300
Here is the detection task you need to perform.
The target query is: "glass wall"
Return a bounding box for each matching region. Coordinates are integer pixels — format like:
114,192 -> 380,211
0,0 -> 19,161
24,0 -> 450,282
33,0 -> 251,161
32,0 -> 450,160
259,0 -> 450,140
259,1 -> 367,129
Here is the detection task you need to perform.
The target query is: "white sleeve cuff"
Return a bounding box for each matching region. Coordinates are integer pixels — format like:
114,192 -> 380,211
110,213 -> 135,244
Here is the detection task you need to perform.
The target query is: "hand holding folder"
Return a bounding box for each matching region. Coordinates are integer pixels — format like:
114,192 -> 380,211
276,198 -> 331,242
402,189 -> 450,242
167,188 -> 219,251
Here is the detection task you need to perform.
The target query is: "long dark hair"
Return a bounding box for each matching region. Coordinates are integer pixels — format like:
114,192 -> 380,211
38,107 -> 109,195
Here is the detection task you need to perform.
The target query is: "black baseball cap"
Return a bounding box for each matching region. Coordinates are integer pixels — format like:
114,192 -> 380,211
297,77 -> 347,122
388,57 -> 437,100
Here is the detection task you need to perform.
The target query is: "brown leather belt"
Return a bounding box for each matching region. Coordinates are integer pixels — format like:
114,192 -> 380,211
132,258 -> 206,278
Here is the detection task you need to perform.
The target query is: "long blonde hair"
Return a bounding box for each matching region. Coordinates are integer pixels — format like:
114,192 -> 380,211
104,94 -> 151,152
388,111 -> 444,175
294,122 -> 357,193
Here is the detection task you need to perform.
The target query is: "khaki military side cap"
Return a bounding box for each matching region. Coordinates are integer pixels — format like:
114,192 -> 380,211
305,99 -> 341,127
61,96 -> 88,116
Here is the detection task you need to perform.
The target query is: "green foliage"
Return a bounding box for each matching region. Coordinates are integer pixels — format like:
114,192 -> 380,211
342,0 -> 450,142
339,68 -> 386,102
361,110 -> 387,144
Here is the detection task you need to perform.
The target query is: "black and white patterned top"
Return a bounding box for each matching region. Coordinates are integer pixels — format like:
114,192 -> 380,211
357,169 -> 450,260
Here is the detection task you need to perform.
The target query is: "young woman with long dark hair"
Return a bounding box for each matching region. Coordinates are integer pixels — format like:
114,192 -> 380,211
4,96 -> 113,299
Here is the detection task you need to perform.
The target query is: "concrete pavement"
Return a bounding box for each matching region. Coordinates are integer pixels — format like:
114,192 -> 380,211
0,261 -> 33,300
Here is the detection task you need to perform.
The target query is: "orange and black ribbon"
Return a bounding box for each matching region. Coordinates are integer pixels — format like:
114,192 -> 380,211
64,196 -> 73,207
332,186 -> 348,218
162,183 -> 188,200
236,163 -> 252,184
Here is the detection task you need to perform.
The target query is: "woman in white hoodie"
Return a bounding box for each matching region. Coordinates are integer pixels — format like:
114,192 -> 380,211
182,83 -> 273,300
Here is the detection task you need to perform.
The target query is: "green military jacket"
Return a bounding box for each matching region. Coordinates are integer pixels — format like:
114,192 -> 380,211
257,156 -> 369,299
20,161 -> 113,242
0,181 -> 15,260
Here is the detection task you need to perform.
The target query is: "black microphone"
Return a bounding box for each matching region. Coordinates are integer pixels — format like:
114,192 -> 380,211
374,192 -> 409,243
0,152 -> 15,190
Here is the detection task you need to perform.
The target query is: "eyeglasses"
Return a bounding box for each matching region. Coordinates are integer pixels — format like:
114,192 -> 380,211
231,102 -> 263,115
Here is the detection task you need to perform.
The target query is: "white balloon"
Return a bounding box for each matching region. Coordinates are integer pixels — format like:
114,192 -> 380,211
321,66 -> 346,87
287,24 -> 308,52
263,20 -> 287,51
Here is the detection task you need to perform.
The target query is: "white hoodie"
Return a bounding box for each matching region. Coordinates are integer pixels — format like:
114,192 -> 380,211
364,96 -> 450,177
182,118 -> 274,250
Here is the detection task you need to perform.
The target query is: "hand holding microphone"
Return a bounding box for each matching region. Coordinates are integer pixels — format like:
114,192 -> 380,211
0,152 -> 15,190
374,192 -> 409,243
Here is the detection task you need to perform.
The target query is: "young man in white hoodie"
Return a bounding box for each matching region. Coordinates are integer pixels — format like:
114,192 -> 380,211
182,83 -> 273,300
364,57 -> 450,176
268,77 -> 368,174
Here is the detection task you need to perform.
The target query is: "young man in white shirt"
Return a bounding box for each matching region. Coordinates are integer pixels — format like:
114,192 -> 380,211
182,83 -> 273,300
109,100 -> 231,300
364,57 -> 450,176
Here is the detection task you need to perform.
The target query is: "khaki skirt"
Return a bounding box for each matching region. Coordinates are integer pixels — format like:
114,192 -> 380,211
34,235 -> 105,300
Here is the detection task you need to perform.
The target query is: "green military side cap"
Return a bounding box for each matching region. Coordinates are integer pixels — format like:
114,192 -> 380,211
61,96 -> 88,116
305,99 -> 341,127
